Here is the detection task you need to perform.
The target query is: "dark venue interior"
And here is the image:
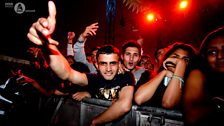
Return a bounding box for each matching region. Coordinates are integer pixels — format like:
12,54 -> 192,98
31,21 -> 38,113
2,0 -> 224,60
1,0 -> 224,126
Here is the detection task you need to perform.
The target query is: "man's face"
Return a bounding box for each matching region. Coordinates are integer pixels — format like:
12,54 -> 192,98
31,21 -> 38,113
86,55 -> 93,63
121,47 -> 141,71
140,57 -> 153,70
96,54 -> 120,80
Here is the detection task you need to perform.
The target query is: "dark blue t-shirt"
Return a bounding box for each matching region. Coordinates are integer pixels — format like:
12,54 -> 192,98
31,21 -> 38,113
86,72 -> 135,100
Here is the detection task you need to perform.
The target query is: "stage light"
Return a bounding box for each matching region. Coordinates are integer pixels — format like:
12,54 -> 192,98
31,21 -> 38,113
146,13 -> 155,22
179,0 -> 188,9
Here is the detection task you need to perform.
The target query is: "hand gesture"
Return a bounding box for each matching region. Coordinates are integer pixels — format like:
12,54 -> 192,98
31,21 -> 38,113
163,57 -> 177,70
27,1 -> 58,45
80,22 -> 99,39
118,64 -> 130,74
163,57 -> 188,73
68,32 -> 75,40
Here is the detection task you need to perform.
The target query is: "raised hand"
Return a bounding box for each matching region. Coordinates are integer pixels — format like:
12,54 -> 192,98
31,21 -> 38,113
163,57 -> 177,70
68,32 -> 75,40
118,63 -> 130,74
27,1 -> 58,45
80,22 -> 99,39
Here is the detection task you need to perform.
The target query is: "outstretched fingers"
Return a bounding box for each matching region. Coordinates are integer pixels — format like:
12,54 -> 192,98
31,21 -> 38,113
27,1 -> 57,46
88,23 -> 99,36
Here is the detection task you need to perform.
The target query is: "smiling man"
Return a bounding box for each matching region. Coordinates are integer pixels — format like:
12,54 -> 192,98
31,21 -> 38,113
26,1 -> 135,125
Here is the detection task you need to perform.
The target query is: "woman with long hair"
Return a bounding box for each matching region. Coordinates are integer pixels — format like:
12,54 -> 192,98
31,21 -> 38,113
135,42 -> 197,109
183,26 -> 224,126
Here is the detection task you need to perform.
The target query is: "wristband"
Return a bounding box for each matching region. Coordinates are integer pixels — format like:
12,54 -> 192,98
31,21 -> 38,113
77,40 -> 84,43
171,75 -> 184,89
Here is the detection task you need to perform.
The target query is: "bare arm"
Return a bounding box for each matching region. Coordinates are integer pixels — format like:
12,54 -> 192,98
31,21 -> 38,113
73,23 -> 99,64
48,44 -> 88,86
67,32 -> 75,56
19,74 -> 53,96
162,58 -> 186,109
134,70 -> 167,105
91,85 -> 134,125
183,69 -> 213,125
27,1 -> 88,86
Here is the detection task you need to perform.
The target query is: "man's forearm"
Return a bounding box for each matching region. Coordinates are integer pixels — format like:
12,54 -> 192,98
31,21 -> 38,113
48,44 -> 71,80
92,86 -> 134,125
91,99 -> 131,125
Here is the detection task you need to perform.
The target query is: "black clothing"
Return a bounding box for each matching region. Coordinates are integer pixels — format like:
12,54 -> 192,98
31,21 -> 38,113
86,72 -> 135,100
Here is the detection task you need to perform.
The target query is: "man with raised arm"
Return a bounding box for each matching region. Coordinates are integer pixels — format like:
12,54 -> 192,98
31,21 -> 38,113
67,22 -> 99,73
27,1 -> 135,125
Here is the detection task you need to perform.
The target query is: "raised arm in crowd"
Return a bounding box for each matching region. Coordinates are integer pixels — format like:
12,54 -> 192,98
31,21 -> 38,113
27,1 -> 134,125
67,23 -> 99,73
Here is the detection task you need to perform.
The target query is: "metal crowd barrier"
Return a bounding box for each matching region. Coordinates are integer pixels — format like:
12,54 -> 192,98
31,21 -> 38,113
50,97 -> 184,126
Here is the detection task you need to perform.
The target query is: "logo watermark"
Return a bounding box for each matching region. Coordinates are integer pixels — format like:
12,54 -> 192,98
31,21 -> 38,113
5,2 -> 35,14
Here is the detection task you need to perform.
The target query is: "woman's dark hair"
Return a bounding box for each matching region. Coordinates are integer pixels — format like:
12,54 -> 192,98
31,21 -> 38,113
157,42 -> 197,77
199,26 -> 224,58
197,26 -> 224,73
197,26 -> 224,96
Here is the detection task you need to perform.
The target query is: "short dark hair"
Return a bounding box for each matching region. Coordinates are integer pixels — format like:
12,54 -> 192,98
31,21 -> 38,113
138,54 -> 153,66
141,54 -> 151,60
154,46 -> 165,61
122,40 -> 142,55
96,45 -> 120,61
91,46 -> 101,53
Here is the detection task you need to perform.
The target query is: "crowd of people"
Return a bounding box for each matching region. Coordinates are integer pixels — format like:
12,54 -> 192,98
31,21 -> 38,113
0,1 -> 224,126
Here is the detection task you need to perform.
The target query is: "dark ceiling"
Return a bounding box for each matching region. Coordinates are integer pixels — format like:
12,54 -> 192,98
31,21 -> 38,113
2,0 -> 224,60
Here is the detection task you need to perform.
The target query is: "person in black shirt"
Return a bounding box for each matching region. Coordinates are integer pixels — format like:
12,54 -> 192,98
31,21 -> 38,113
26,1 -> 135,125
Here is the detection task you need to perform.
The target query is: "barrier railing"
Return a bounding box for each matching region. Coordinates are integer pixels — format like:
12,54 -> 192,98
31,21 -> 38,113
51,97 -> 184,126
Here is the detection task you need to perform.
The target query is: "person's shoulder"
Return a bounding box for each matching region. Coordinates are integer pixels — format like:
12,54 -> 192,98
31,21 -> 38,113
119,72 -> 135,86
142,68 -> 152,74
117,71 -> 135,81
135,66 -> 145,72
189,69 -> 204,77
186,69 -> 206,85
140,68 -> 154,77
123,71 -> 134,77
86,72 -> 98,78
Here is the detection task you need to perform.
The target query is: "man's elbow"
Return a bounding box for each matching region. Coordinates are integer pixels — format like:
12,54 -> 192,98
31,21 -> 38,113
134,94 -> 144,105
161,100 -> 177,109
120,101 -> 132,113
